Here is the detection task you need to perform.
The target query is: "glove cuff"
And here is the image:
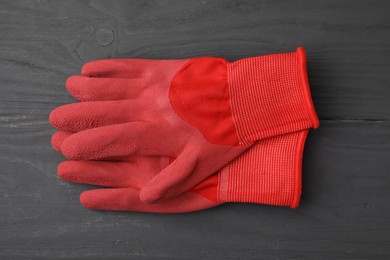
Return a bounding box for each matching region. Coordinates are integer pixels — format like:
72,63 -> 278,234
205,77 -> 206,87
228,47 -> 319,145
217,130 -> 309,208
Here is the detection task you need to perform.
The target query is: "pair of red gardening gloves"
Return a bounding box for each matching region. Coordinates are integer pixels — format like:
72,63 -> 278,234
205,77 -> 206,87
49,47 -> 319,213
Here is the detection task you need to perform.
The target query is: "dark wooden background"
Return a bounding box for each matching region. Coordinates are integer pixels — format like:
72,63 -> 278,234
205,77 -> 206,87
1,0 -> 389,259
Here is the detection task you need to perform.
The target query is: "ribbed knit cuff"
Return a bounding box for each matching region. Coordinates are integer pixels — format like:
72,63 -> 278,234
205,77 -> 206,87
217,130 -> 309,208
227,47 -> 319,145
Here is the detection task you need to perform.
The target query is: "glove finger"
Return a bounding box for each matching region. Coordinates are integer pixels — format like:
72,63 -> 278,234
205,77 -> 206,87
58,158 -> 167,188
61,122 -> 170,160
81,59 -> 154,78
66,76 -> 149,101
51,131 -> 71,152
49,100 -> 147,132
80,188 -> 218,213
51,131 -> 150,163
140,145 -> 199,203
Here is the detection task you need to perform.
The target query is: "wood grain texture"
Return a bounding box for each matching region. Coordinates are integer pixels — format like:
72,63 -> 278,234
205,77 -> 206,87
0,0 -> 389,259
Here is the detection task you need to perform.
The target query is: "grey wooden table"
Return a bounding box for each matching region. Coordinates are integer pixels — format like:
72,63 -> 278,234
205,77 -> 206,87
1,1 -> 389,259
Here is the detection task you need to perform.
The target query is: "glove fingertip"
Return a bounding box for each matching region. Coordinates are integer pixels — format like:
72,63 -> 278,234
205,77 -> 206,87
139,186 -> 163,204
57,161 -> 67,179
57,161 -> 79,182
49,108 -> 61,129
49,106 -> 74,131
80,191 -> 96,209
51,131 -> 71,153
65,76 -> 84,101
51,134 -> 62,153
81,62 -> 94,77
60,138 -> 77,159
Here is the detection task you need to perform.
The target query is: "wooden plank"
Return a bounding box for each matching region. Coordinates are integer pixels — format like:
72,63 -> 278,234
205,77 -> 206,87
0,0 -> 389,120
0,0 -> 389,259
0,122 -> 389,259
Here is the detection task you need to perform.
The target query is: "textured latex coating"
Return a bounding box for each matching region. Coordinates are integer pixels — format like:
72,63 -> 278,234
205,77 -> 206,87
50,47 -> 319,208
50,59 -> 250,204
52,129 -> 308,212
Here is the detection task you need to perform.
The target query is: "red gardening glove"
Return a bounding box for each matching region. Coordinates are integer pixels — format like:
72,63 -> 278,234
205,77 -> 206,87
52,130 -> 309,213
50,47 -> 319,203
